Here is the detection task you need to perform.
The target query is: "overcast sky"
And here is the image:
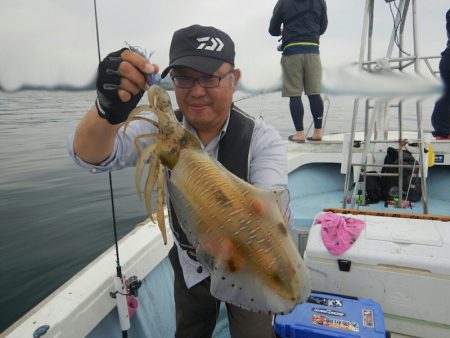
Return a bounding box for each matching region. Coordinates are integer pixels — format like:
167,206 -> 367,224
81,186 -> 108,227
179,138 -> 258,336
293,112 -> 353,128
0,0 -> 448,91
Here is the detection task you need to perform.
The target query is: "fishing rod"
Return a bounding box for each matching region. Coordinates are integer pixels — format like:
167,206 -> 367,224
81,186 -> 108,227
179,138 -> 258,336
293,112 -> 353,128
93,1 -> 131,337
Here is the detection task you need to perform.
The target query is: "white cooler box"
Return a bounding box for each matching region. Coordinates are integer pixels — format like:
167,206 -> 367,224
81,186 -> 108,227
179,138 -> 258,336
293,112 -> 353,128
304,213 -> 450,338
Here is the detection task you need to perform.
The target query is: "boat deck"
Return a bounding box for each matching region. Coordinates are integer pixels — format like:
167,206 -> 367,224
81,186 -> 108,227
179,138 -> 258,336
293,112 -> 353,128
287,131 -> 450,227
289,163 -> 450,228
287,132 -> 450,171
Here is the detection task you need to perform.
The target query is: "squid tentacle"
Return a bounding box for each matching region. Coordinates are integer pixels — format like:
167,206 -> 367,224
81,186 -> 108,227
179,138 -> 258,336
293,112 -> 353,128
134,133 -> 161,157
122,104 -> 152,135
156,165 -> 167,244
143,155 -> 161,221
135,142 -> 157,200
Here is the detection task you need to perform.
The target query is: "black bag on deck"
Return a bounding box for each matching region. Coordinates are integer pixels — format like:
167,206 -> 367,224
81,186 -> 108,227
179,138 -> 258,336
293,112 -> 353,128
351,171 -> 383,204
381,147 -> 422,202
364,171 -> 384,204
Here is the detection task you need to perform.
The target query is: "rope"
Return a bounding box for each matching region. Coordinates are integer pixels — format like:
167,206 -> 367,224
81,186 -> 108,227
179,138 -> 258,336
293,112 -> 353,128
388,0 -> 411,57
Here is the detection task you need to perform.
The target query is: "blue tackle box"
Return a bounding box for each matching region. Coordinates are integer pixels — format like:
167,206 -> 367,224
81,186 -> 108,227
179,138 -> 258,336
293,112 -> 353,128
274,292 -> 387,338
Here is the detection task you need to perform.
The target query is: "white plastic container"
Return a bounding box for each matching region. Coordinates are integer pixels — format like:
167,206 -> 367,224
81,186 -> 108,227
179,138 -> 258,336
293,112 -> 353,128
304,212 -> 450,338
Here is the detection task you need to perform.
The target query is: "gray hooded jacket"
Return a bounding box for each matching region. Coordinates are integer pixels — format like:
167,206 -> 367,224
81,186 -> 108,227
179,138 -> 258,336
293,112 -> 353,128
269,0 -> 327,50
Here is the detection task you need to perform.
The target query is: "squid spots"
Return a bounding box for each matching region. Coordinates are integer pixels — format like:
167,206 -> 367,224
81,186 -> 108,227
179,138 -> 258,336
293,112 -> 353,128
227,259 -> 239,273
250,198 -> 265,215
214,190 -> 230,205
277,222 -> 288,236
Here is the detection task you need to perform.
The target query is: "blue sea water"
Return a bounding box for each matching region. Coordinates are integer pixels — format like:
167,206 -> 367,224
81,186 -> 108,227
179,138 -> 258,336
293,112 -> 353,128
0,89 -> 435,333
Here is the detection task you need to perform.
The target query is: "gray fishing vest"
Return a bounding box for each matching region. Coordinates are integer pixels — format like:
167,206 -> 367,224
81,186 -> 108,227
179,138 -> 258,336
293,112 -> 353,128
170,105 -> 255,260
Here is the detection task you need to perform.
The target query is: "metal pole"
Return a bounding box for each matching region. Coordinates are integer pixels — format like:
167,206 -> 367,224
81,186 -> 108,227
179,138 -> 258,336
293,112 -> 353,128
350,99 -> 383,209
412,0 -> 428,213
358,0 -> 371,68
343,0 -> 373,209
342,99 -> 360,209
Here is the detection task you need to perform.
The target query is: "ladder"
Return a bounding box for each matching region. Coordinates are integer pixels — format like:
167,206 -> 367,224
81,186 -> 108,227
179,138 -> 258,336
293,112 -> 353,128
341,0 -> 439,214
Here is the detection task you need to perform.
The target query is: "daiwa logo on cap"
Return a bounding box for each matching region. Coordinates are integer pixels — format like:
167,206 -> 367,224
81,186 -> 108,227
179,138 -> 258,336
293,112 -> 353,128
161,24 -> 235,78
196,37 -> 224,52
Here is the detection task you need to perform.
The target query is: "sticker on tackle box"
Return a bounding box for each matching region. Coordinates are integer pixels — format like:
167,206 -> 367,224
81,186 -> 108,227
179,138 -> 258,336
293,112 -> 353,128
311,314 -> 359,332
307,295 -> 343,307
312,307 -> 345,317
363,309 -> 375,328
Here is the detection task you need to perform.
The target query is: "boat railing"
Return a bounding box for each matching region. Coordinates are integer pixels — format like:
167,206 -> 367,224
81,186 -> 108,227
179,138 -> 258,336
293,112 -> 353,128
420,56 -> 441,78
342,0 -> 439,215
359,55 -> 440,77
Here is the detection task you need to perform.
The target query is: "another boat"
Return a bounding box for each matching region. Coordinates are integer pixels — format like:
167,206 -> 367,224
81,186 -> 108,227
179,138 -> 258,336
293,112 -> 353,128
2,1 -> 449,337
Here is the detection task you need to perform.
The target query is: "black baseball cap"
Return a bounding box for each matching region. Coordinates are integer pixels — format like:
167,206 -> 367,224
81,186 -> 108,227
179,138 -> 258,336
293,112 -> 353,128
161,25 -> 235,78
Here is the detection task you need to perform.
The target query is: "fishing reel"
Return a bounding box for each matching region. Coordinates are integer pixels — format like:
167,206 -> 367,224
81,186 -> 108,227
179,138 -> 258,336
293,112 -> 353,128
126,276 -> 142,297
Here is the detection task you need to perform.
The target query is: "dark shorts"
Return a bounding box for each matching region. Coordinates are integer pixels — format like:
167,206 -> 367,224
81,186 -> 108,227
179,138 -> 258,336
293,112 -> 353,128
169,245 -> 275,338
281,53 -> 322,97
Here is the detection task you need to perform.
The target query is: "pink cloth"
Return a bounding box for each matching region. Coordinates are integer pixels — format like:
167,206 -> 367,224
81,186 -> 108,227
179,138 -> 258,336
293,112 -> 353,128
316,212 -> 366,256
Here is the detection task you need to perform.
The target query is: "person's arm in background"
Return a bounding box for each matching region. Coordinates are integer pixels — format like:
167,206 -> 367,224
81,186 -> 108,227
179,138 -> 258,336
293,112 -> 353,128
320,0 -> 328,35
269,0 -> 283,36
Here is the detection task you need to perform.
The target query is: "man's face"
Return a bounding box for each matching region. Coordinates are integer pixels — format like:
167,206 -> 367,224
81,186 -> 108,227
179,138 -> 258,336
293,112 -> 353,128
172,63 -> 240,135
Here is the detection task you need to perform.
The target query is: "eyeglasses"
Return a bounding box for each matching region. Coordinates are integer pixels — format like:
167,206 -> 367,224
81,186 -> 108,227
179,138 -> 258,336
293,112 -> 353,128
171,70 -> 234,89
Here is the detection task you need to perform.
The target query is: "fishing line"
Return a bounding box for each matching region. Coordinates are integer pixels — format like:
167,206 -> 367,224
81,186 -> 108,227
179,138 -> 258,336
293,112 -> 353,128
258,91 -> 266,120
93,0 -> 122,280
93,0 -> 101,64
233,89 -> 278,120
233,86 -> 280,103
93,1 -> 129,337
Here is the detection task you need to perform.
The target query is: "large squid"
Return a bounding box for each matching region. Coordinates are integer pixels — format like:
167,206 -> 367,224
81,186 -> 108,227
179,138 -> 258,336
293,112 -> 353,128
123,85 -> 311,314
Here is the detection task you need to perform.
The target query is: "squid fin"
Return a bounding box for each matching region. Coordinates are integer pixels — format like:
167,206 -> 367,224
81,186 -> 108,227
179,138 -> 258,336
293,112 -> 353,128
206,250 -> 300,315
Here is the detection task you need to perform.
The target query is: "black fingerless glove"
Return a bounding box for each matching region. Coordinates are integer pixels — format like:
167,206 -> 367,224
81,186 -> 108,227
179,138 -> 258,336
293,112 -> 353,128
95,48 -> 144,125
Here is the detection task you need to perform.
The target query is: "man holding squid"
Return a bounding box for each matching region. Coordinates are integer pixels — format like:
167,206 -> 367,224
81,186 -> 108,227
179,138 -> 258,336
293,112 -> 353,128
69,25 -> 289,338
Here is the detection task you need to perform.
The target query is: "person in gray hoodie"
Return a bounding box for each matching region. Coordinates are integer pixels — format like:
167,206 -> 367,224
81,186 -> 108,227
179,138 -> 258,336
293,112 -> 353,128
269,0 -> 328,142
431,8 -> 450,140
